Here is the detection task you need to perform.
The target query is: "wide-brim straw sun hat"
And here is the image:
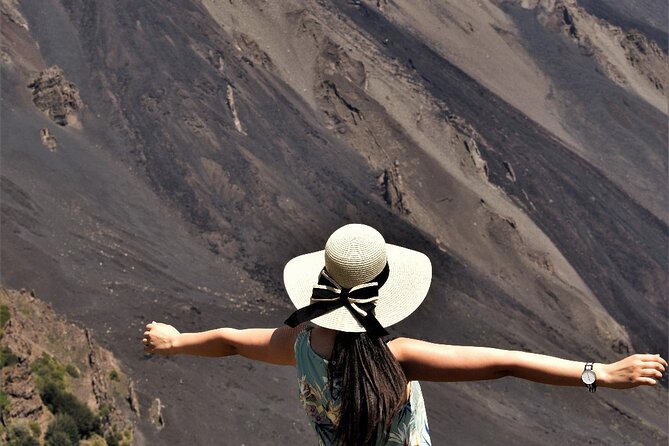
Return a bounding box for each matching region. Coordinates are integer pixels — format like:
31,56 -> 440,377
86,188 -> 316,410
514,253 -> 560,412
284,223 -> 432,333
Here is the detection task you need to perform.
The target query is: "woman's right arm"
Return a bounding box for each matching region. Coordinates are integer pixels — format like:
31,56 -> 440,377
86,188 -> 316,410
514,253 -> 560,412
388,337 -> 666,389
143,322 -> 303,365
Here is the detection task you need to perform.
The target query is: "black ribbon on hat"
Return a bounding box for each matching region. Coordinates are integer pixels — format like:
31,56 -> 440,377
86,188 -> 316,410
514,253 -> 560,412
284,264 -> 390,338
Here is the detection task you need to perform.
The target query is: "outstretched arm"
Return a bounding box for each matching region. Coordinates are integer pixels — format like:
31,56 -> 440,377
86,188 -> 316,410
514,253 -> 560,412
143,322 -> 303,366
388,338 -> 666,389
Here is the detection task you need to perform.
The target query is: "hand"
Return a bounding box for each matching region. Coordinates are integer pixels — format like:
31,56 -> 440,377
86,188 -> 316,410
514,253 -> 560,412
143,322 -> 181,355
598,354 -> 667,389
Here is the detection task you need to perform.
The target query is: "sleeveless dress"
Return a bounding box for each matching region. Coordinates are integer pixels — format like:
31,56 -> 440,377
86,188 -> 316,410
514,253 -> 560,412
295,328 -> 431,445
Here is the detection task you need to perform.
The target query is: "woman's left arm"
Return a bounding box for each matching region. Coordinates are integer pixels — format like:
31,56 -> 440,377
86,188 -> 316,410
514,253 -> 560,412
389,338 -> 667,388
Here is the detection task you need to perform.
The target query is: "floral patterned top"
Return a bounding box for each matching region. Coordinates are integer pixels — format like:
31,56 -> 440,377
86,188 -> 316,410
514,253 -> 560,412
295,328 -> 431,445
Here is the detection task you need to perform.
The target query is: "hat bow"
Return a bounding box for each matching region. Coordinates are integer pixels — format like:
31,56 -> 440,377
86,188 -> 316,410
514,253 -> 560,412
284,264 -> 390,338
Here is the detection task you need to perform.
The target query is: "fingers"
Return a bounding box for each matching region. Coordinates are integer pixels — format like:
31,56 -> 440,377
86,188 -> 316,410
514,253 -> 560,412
144,322 -> 157,352
640,368 -> 663,379
142,335 -> 153,352
639,356 -> 666,377
634,356 -> 665,385
636,377 -> 658,386
648,361 -> 666,373
627,354 -> 667,372
634,353 -> 667,366
634,358 -> 665,372
143,323 -> 155,352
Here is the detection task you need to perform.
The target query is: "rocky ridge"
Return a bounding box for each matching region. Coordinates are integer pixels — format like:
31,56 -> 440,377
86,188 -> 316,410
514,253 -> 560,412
521,0 -> 668,112
0,288 -> 138,445
0,0 -> 27,30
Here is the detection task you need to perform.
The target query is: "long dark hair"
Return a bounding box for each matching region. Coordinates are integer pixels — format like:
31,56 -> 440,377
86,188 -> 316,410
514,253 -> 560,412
328,331 -> 408,446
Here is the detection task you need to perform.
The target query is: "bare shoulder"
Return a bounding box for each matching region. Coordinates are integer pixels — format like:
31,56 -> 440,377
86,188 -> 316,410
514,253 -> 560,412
270,324 -> 308,364
387,337 -> 425,362
272,324 -> 307,343
229,324 -> 307,366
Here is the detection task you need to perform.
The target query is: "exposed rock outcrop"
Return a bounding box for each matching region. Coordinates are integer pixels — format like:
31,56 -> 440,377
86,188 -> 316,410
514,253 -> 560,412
378,160 -> 410,215
464,138 -> 489,181
503,161 -> 517,182
233,32 -> 275,71
0,0 -> 28,30
520,0 -> 668,109
226,84 -> 246,135
27,66 -> 84,126
2,362 -> 47,422
148,398 -> 165,430
40,128 -> 57,151
619,29 -> 667,92
127,382 -> 140,417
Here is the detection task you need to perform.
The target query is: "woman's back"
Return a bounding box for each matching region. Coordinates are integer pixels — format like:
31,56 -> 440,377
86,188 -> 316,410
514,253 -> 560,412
295,327 -> 431,445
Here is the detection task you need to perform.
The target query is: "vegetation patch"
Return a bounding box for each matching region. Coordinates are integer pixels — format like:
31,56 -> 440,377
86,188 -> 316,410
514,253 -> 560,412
6,424 -> 40,446
0,389 -> 10,416
40,383 -> 100,438
28,352 -> 102,442
31,353 -> 68,391
65,364 -> 80,378
104,428 -> 132,446
0,303 -> 10,338
45,414 -> 80,446
0,346 -> 19,368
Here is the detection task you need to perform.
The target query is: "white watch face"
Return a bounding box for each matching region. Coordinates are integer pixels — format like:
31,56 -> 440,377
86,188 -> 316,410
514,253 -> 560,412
582,370 -> 596,385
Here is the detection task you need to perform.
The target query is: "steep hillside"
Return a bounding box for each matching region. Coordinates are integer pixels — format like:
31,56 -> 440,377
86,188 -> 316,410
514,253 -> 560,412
0,287 -> 137,445
1,0 -> 666,444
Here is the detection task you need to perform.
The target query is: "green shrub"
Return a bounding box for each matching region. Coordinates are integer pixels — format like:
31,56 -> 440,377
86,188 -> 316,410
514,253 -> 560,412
0,304 -> 9,323
65,364 -> 80,378
119,428 -> 133,446
28,421 -> 41,437
98,402 -> 111,423
7,425 -> 40,446
0,346 -> 19,368
108,369 -> 119,381
45,414 -> 79,446
86,433 -> 107,446
105,431 -> 121,446
0,304 -> 10,329
105,429 -> 132,446
31,353 -> 66,390
40,382 -> 100,437
45,430 -> 74,446
0,389 -> 9,415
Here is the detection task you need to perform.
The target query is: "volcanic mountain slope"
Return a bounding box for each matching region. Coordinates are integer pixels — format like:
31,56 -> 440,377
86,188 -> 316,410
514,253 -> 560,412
0,0 -> 666,444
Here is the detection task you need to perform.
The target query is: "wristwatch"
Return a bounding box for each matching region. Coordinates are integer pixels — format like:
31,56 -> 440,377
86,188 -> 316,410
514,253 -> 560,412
581,362 -> 597,392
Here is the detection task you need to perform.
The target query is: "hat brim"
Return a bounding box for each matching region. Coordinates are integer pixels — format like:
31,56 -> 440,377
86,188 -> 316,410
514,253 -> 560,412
283,244 -> 432,332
